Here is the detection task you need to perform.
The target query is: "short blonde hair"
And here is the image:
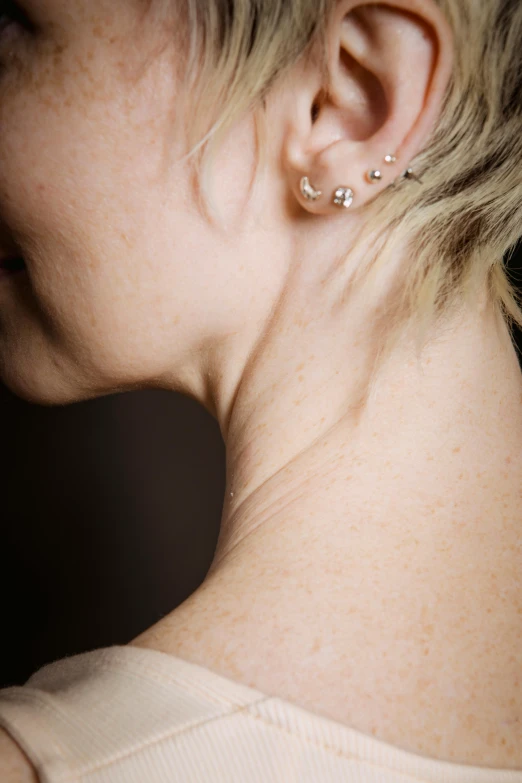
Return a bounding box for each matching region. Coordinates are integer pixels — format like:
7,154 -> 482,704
140,0 -> 522,401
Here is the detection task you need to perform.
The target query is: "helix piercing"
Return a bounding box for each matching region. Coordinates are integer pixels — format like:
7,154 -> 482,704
384,154 -> 397,164
402,167 -> 423,184
386,164 -> 423,188
300,176 -> 322,202
333,187 -> 354,209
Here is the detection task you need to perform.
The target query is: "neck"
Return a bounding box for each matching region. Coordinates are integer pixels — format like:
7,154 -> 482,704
206,294 -> 522,582
131,291 -> 522,767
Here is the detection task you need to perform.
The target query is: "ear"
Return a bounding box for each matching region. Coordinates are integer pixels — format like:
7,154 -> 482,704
284,0 -> 454,215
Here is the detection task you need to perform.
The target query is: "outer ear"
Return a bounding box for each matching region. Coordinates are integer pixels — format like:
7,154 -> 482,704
284,0 -> 453,215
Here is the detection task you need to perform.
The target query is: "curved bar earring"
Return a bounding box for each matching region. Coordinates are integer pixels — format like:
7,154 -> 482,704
300,176 -> 322,202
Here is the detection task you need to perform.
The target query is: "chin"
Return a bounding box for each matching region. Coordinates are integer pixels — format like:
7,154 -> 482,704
0,334 -> 149,406
1,377 -> 81,407
0,361 -> 103,408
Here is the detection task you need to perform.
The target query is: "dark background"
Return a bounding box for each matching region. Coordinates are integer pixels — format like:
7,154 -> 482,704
2,242 -> 522,688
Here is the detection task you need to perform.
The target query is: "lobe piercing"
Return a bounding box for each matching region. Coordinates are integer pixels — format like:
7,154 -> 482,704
333,187 -> 354,209
300,176 -> 322,201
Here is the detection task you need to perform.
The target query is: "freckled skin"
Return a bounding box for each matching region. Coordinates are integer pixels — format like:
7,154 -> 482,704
1,0 -> 522,772
0,0 -> 266,406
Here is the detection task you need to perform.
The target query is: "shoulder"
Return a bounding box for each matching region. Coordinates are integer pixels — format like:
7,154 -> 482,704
0,728 -> 38,783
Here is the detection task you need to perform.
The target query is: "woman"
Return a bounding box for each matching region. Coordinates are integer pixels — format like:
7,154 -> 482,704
0,0 -> 521,779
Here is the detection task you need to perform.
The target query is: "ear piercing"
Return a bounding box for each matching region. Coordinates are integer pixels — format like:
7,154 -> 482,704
300,176 -> 323,202
334,152 -> 399,209
301,152 -> 421,210
382,154 -> 425,185
333,187 -> 354,209
301,181 -> 354,209
367,169 -> 383,183
366,152 -> 397,184
401,167 -> 423,184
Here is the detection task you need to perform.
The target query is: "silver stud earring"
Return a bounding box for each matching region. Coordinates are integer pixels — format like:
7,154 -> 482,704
366,169 -> 383,184
401,167 -> 423,184
300,176 -> 322,202
366,154 -> 397,185
333,187 -> 354,209
386,162 -> 424,188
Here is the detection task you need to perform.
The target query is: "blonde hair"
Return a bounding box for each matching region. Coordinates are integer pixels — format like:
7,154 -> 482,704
140,0 -> 522,402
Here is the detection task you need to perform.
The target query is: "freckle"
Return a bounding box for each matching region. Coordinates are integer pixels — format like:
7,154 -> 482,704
506,456 -> 512,465
298,375 -> 304,382
452,446 -> 461,453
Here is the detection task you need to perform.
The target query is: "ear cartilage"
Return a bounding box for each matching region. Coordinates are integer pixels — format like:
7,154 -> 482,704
367,169 -> 383,184
333,187 -> 354,209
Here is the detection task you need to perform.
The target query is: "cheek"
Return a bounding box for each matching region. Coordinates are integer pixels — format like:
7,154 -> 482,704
0,100 -> 241,395
0,55 -> 193,373
0,37 -> 262,395
0,16 -> 181,249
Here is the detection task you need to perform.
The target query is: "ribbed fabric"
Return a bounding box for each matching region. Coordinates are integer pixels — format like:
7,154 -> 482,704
0,645 -> 520,783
